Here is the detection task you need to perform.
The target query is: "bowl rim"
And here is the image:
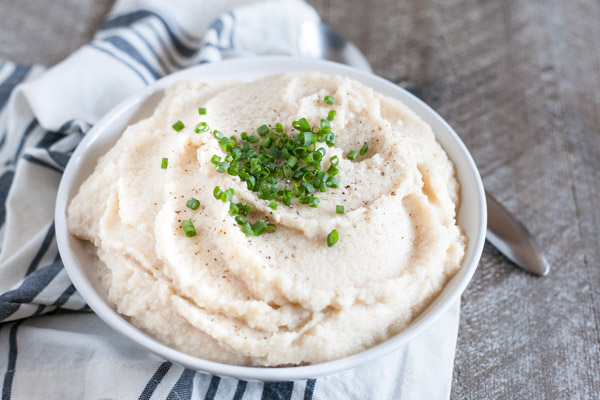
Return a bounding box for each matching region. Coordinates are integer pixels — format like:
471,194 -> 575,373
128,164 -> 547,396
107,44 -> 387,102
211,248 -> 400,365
55,56 -> 487,381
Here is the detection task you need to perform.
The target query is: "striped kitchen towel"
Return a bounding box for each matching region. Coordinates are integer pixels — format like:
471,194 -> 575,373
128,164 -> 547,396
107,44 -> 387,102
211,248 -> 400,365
0,0 -> 460,399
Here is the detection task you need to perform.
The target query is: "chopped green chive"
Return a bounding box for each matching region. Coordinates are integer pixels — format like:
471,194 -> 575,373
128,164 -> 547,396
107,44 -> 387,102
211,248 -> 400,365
259,186 -> 273,200
257,125 -> 270,136
161,157 -> 168,169
301,181 -> 315,194
216,162 -> 229,173
172,120 -> 184,131
327,229 -> 338,247
198,107 -> 207,115
316,171 -> 328,181
186,198 -> 200,210
301,131 -> 313,146
211,155 -> 222,165
241,221 -> 254,236
221,188 -> 234,203
282,190 -> 292,206
299,195 -> 320,208
287,156 -> 298,169
195,122 -> 209,133
201,105 -> 354,243
228,202 -> 239,216
237,202 -> 252,216
327,176 -> 340,188
327,164 -> 339,176
252,219 -> 268,236
227,163 -> 239,176
359,144 -> 368,156
213,186 -> 223,200
213,130 -> 224,139
182,220 -> 196,237
297,118 -> 311,132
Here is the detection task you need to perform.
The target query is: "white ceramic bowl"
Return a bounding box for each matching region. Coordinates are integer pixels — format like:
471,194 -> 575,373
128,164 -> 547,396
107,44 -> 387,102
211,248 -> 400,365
55,56 -> 486,381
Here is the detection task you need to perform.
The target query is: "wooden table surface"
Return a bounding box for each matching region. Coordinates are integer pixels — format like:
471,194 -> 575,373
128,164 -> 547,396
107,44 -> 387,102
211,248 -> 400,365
2,0 -> 598,398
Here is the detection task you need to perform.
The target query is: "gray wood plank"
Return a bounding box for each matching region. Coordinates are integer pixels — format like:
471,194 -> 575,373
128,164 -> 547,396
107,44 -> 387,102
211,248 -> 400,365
308,0 -> 599,398
0,0 -> 115,66
0,0 -> 598,397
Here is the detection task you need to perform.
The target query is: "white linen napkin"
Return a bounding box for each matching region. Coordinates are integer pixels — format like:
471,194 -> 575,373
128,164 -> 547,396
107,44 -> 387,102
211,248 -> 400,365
0,0 -> 460,398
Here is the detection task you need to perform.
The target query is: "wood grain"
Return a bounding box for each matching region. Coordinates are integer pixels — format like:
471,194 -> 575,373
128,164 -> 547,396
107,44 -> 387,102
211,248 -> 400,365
1,0 -> 598,397
308,0 -> 600,398
0,0 -> 115,66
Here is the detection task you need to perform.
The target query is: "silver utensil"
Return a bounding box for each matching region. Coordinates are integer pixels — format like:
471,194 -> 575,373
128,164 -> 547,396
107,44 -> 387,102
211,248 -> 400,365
297,20 -> 550,276
297,21 -> 373,74
485,194 -> 549,275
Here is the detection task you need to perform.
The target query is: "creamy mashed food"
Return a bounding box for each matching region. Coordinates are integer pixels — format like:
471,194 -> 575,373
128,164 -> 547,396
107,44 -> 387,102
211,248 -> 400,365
67,72 -> 466,366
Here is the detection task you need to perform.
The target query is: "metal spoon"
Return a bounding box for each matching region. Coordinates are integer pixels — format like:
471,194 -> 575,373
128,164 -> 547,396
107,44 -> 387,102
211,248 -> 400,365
296,20 -> 550,276
297,21 -> 373,74
485,194 -> 549,275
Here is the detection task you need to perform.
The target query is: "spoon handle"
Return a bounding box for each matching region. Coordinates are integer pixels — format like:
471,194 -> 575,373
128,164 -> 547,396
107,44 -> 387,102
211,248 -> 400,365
485,192 -> 550,276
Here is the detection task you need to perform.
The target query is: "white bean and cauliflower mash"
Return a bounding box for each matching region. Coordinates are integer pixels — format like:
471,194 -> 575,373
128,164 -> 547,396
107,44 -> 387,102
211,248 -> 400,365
67,72 -> 466,366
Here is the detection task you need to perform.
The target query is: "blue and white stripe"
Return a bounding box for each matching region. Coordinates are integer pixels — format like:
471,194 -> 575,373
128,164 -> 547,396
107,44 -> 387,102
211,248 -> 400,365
1,1 -> 445,398
0,1 -> 330,398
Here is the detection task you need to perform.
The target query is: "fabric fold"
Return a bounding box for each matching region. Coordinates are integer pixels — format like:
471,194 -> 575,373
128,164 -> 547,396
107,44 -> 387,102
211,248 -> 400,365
0,0 -> 459,398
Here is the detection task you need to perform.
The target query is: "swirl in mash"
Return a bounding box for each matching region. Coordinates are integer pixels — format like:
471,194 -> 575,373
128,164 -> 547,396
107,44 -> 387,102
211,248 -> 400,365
67,72 -> 466,366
